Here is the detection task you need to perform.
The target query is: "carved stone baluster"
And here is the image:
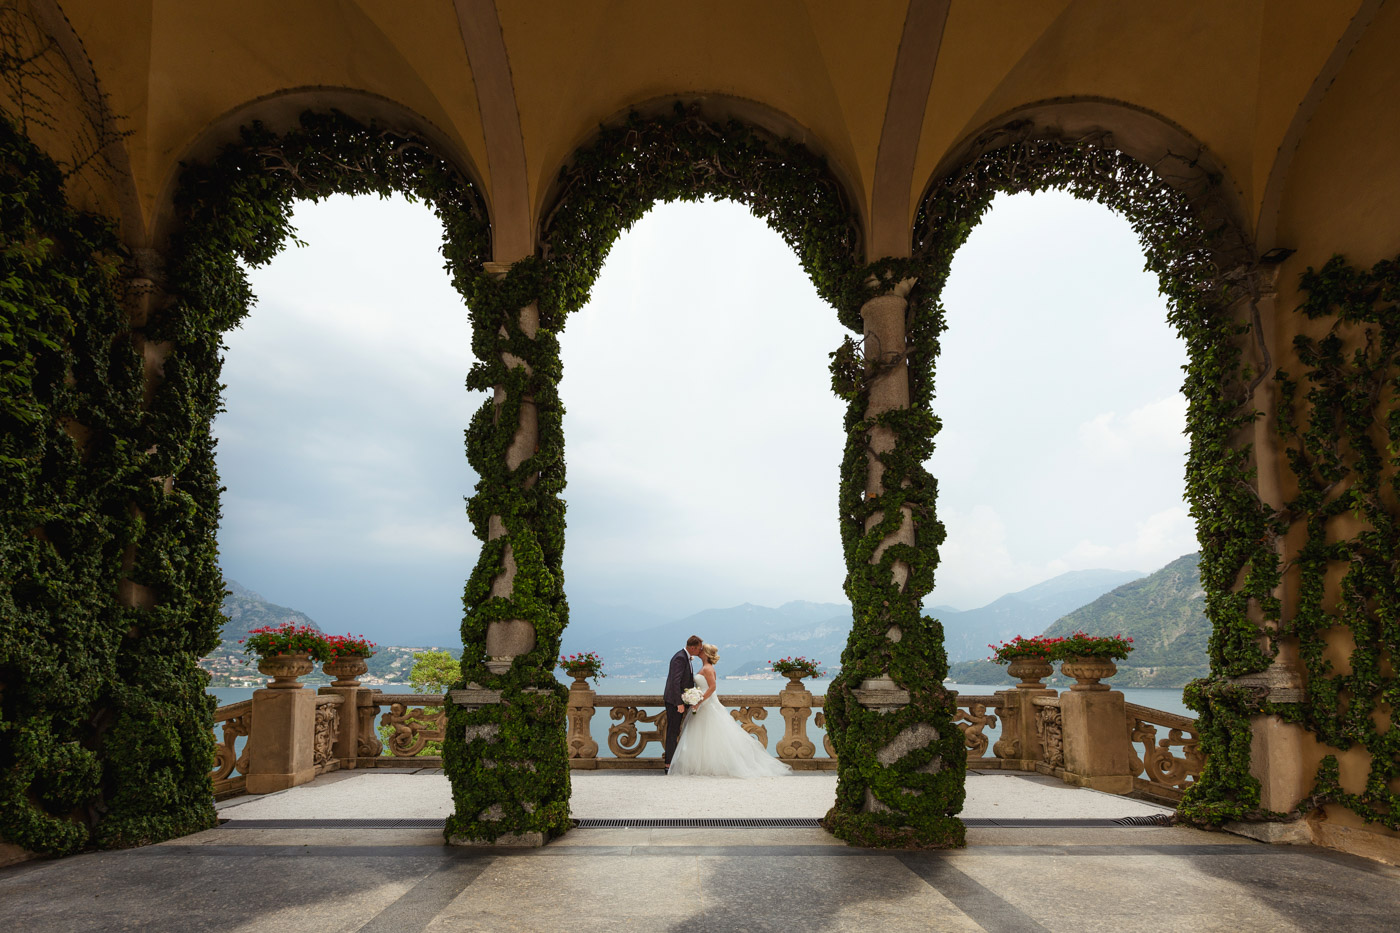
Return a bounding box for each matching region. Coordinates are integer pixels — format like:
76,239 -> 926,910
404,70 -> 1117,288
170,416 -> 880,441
729,706 -> 769,747
954,700 -> 998,760
1126,704 -> 1204,796
1034,702 -> 1065,771
383,697 -> 448,757
607,705 -> 666,758
210,700 -> 252,795
993,661 -> 1056,768
567,678 -> 599,767
777,677 -> 816,760
312,697 -> 342,775
814,710 -> 836,759
357,692 -> 384,759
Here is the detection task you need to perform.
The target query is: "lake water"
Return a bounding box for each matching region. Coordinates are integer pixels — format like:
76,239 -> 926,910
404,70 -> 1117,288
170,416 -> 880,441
210,677 -> 1191,761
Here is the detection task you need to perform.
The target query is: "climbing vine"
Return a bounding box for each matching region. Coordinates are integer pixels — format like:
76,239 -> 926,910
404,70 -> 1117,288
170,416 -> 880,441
0,106 -> 491,858
900,122 -> 1279,828
164,112 -> 492,849
0,111 -> 145,855
11,85 -> 1349,855
444,105 -> 870,844
1276,254 -> 1400,830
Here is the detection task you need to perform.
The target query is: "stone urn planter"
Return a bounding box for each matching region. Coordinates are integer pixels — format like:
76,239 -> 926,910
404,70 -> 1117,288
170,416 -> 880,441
783,673 -> 811,691
1060,656 -> 1118,691
1006,657 -> 1054,689
322,656 -> 368,687
257,652 -> 314,689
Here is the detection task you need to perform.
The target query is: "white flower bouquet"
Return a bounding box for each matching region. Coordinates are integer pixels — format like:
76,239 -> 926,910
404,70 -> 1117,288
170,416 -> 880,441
681,687 -> 704,710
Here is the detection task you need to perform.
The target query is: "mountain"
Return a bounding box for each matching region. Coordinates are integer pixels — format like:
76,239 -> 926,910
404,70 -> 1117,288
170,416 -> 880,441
556,568 -> 1146,680
214,561 -> 1177,686
932,568 -> 1146,662
946,553 -> 1209,688
219,579 -> 323,641
206,579 -> 458,688
560,601 -> 853,680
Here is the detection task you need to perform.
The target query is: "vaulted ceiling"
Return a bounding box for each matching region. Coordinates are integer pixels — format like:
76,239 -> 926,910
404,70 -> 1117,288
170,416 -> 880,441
43,0 -> 1394,261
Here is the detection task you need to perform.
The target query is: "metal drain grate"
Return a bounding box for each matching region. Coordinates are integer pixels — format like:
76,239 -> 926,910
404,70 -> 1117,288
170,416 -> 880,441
963,815 -> 1175,828
219,814 -> 1174,830
1114,814 -> 1176,826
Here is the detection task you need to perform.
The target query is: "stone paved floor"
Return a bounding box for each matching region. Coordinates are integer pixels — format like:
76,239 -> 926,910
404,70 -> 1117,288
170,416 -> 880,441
4,772 -> 1398,932
214,768 -> 1174,821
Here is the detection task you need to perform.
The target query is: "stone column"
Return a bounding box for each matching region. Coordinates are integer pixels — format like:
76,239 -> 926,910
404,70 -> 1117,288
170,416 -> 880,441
1235,282 -> 1312,815
860,277 -> 916,596
484,267 -> 540,675
246,686 -> 317,794
826,275 -> 966,848
445,259 -> 570,847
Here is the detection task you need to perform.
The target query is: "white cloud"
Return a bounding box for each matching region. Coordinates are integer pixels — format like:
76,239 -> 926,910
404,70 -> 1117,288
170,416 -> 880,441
1077,395 -> 1187,460
215,189 -> 1198,639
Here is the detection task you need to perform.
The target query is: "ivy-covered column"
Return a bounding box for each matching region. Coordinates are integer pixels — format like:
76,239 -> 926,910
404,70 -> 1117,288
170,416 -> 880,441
444,260 -> 570,846
824,272 -> 966,849
1225,280 -> 1310,823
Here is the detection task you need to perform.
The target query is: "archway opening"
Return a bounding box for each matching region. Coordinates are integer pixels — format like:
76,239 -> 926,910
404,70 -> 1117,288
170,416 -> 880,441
931,190 -> 1202,788
910,125 -> 1267,823
207,192 -> 483,700
554,195 -> 849,782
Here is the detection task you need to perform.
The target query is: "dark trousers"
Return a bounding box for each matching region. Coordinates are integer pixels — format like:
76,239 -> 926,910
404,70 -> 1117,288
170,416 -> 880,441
664,707 -> 684,763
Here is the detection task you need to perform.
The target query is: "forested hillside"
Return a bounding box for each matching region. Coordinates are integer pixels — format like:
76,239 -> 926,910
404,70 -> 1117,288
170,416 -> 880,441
947,553 -> 1208,688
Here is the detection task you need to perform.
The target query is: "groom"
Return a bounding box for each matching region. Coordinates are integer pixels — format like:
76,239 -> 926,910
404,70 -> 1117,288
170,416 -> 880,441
663,635 -> 704,768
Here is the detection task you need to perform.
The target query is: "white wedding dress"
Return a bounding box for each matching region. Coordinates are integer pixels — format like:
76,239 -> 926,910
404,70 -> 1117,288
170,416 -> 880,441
669,673 -> 792,777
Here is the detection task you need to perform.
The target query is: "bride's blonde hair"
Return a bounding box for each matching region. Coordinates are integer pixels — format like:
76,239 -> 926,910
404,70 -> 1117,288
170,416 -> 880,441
701,643 -> 720,664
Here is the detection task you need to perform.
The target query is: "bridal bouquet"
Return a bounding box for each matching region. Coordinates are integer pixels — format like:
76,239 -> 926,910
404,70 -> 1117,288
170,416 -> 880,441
681,686 -> 704,711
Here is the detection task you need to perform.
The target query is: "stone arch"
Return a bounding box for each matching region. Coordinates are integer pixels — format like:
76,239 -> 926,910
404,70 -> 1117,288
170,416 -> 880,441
147,87 -> 490,253
535,94 -> 868,260
94,107 -> 493,851
909,99 -> 1286,826
444,105 -> 906,847
915,98 -> 1255,271
2,0 -> 142,238
535,100 -> 865,313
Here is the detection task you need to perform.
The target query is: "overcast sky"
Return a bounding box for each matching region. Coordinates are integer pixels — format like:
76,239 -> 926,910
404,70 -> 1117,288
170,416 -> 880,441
215,190 -> 1195,645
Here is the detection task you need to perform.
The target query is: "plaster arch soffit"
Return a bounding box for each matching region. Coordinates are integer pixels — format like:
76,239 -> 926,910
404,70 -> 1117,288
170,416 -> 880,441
536,95 -> 865,259
1255,0 -> 1384,251
21,0 -> 142,243
915,98 -> 1256,273
453,0 -> 530,263
869,0 -> 950,260
148,87 -> 489,252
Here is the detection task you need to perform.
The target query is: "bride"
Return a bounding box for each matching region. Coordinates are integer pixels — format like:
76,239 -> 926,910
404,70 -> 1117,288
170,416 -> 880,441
669,643 -> 791,777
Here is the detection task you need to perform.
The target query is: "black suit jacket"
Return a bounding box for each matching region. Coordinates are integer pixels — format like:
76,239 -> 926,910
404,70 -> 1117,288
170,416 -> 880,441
663,649 -> 693,707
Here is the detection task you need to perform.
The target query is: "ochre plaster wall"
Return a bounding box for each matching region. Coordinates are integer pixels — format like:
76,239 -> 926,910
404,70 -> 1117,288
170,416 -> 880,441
1262,0 -> 1400,855
58,0 -> 490,241
910,0 -> 1367,241
495,0 -> 894,235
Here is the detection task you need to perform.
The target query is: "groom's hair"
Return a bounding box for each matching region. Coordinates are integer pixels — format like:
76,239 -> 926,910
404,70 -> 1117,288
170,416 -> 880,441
686,635 -> 703,648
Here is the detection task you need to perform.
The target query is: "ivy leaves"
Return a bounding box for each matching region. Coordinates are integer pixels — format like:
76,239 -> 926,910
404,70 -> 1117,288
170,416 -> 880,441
1277,254 -> 1400,830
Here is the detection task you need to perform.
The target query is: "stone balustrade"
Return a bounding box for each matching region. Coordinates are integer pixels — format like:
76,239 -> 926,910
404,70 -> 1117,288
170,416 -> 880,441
564,681 -> 834,770
1125,702 -> 1203,803
210,675 -> 1203,806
